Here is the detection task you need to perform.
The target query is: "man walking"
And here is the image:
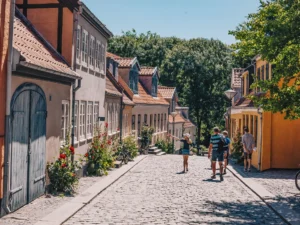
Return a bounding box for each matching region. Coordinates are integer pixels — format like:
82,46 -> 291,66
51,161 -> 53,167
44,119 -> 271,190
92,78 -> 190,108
208,127 -> 224,181
242,127 -> 255,172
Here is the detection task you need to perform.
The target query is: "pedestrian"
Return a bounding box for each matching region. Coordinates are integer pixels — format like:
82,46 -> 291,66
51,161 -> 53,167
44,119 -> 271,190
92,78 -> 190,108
208,127 -> 225,181
242,127 -> 255,172
222,130 -> 231,174
175,133 -> 192,173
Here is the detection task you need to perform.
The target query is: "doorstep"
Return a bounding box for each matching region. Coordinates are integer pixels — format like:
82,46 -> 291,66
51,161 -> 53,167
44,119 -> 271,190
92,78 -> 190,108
34,155 -> 147,225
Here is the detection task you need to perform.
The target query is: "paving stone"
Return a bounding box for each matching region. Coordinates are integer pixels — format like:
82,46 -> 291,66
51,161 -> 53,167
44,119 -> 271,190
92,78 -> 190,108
64,156 -> 286,225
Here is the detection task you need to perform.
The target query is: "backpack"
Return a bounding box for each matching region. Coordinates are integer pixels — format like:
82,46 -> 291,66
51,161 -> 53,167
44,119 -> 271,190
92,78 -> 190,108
217,135 -> 226,153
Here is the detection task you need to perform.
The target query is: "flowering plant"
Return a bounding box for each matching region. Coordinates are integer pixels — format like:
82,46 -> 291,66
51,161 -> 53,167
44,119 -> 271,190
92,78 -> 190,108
84,123 -> 119,176
47,131 -> 81,193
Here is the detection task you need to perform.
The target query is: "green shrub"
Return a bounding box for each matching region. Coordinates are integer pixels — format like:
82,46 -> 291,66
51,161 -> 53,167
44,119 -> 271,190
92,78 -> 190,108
200,145 -> 208,152
47,133 -> 81,194
231,131 -> 244,163
123,135 -> 138,158
155,139 -> 173,154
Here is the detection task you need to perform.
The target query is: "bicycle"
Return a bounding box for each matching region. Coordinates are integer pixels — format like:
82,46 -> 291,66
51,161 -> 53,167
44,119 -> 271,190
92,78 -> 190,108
295,164 -> 300,191
117,144 -> 131,165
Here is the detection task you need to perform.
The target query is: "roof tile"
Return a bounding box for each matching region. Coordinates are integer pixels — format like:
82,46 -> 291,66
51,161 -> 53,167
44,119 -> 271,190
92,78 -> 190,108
158,85 -> 176,99
169,114 -> 186,123
133,82 -> 169,105
140,66 -> 155,76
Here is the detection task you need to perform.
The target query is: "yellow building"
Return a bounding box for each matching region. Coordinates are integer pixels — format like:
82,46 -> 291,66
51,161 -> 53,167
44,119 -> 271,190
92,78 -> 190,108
229,56 -> 300,171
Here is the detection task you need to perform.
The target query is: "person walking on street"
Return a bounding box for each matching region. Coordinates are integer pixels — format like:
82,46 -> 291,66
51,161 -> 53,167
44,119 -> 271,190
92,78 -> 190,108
222,131 -> 231,174
242,127 -> 255,172
174,133 -> 192,173
208,127 -> 225,181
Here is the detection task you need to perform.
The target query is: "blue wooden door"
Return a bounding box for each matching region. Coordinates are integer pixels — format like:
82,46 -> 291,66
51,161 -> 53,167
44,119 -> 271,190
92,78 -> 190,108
10,84 -> 46,212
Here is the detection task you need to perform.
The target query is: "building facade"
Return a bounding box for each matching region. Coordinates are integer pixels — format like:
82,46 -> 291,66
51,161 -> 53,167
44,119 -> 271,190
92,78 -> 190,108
229,56 -> 300,171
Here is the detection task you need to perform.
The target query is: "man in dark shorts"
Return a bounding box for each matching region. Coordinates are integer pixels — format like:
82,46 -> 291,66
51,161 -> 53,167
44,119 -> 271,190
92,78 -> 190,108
208,127 -> 224,181
242,127 -> 255,172
222,131 -> 231,174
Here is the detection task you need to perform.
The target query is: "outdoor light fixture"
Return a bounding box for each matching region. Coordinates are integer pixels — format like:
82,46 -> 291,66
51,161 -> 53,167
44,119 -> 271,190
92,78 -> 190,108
224,89 -> 237,138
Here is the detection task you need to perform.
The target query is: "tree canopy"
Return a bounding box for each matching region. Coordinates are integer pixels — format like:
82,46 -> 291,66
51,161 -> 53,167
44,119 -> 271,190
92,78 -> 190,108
229,0 -> 300,119
108,30 -> 233,146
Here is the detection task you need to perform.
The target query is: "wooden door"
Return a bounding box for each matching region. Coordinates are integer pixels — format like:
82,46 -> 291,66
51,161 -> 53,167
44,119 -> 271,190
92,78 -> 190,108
10,84 -> 46,212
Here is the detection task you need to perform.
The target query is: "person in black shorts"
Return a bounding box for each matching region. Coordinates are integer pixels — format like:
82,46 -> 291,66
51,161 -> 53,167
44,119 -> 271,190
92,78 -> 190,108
222,131 -> 231,174
175,133 -> 192,173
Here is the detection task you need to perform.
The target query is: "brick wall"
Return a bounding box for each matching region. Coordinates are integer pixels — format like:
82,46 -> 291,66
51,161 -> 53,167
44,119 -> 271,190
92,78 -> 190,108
0,0 -> 12,198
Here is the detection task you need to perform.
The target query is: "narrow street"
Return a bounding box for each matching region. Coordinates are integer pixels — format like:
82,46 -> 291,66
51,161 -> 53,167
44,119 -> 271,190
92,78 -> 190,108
63,156 -> 285,225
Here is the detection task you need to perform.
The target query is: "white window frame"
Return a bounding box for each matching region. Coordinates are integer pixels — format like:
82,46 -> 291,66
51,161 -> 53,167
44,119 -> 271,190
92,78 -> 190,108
79,101 -> 87,140
100,43 -> 105,74
76,25 -> 81,63
61,100 -> 70,144
81,29 -> 88,67
89,35 -> 95,69
94,102 -> 99,129
95,40 -> 100,71
87,102 -> 93,138
74,100 -> 79,143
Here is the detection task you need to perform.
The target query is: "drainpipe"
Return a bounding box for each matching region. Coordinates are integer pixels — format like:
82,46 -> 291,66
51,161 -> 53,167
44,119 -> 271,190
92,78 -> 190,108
3,0 -> 16,214
257,106 -> 263,171
71,10 -> 81,162
119,91 -> 124,143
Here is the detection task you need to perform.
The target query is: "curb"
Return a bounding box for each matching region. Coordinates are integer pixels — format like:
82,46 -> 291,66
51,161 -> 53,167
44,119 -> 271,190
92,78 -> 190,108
34,155 -> 147,225
227,164 -> 300,225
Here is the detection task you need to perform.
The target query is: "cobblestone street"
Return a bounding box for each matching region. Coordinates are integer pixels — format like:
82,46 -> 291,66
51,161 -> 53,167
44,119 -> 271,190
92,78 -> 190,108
64,155 -> 286,225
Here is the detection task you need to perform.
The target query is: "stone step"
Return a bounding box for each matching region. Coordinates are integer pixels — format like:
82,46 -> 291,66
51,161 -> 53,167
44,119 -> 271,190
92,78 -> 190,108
114,161 -> 122,168
148,146 -> 158,151
156,152 -> 166,156
148,149 -> 162,155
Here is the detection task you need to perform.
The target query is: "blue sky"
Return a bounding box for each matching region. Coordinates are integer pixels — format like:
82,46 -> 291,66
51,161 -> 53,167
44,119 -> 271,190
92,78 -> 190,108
83,0 -> 260,45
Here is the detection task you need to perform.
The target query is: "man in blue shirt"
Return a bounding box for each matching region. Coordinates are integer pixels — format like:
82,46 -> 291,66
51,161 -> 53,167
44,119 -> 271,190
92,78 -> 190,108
222,131 -> 231,174
208,127 -> 224,181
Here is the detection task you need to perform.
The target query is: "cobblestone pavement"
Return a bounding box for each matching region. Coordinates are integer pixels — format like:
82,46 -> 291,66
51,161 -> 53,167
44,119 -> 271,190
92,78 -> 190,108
64,155 -> 286,225
0,175 -> 104,225
231,163 -> 300,215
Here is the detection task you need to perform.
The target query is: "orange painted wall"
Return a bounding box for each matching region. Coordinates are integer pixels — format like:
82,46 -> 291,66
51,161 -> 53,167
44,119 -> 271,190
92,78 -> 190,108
0,0 -> 11,198
62,7 -> 74,66
261,112 -> 272,170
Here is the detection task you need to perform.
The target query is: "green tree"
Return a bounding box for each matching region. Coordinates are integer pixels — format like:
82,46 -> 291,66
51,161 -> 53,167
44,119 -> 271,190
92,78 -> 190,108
229,0 -> 300,119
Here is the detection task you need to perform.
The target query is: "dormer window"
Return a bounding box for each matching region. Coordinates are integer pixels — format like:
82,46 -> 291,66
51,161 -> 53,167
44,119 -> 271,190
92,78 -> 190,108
151,74 -> 158,97
129,64 -> 139,94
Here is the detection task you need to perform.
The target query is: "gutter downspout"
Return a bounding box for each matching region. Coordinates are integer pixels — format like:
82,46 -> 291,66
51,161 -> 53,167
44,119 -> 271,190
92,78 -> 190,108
71,10 -> 81,163
3,0 -> 16,214
119,91 -> 124,143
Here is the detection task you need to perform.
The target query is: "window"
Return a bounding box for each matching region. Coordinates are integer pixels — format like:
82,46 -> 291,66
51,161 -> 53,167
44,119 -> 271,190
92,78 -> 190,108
161,113 -> 163,132
60,101 -> 70,143
261,65 -> 265,81
150,114 -> 153,127
81,30 -> 88,65
94,102 -> 99,128
101,43 -> 105,73
129,65 -> 139,94
76,26 -> 81,61
95,41 -> 101,69
151,74 -> 158,97
87,102 -> 93,137
80,101 -> 86,140
89,36 -> 95,67
144,114 -> 147,125
158,114 -> 160,132
164,114 -> 167,131
266,63 -> 269,80
74,101 -> 78,142
154,114 -> 157,132
257,67 -> 261,92
138,114 -> 141,136
132,115 -> 136,131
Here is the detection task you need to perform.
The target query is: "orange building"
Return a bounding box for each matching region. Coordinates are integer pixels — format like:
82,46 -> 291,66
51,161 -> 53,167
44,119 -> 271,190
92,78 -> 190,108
229,56 -> 300,171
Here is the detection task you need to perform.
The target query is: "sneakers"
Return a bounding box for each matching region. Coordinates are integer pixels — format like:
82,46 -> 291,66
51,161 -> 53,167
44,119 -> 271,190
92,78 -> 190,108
244,168 -> 247,172
248,168 -> 251,172
220,173 -> 224,181
211,174 -> 216,179
223,169 -> 227,174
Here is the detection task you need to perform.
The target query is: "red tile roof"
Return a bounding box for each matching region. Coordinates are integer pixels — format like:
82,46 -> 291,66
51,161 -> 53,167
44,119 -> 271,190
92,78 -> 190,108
140,67 -> 155,76
158,86 -> 176,99
118,76 -> 134,99
169,114 -> 186,123
184,120 -> 196,128
234,92 -> 265,107
123,95 -> 134,106
106,52 -> 135,68
133,82 -> 169,106
105,73 -> 122,97
13,15 -> 79,78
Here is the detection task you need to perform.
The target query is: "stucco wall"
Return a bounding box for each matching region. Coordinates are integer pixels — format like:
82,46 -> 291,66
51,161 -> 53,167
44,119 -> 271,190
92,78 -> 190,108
119,68 -> 130,84
122,105 -> 133,138
11,74 -> 71,163
132,104 -> 169,144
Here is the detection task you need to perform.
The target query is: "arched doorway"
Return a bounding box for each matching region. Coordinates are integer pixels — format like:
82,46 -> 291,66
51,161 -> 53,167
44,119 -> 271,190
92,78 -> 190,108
10,83 -> 47,212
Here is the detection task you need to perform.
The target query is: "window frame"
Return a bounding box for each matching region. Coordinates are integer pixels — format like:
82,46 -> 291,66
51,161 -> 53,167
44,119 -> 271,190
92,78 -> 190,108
94,102 -> 99,129
60,100 -> 70,144
76,25 -> 81,63
86,102 -> 93,138
81,29 -> 89,67
132,115 -> 136,132
74,100 -> 79,143
89,35 -> 95,69
79,101 -> 87,140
